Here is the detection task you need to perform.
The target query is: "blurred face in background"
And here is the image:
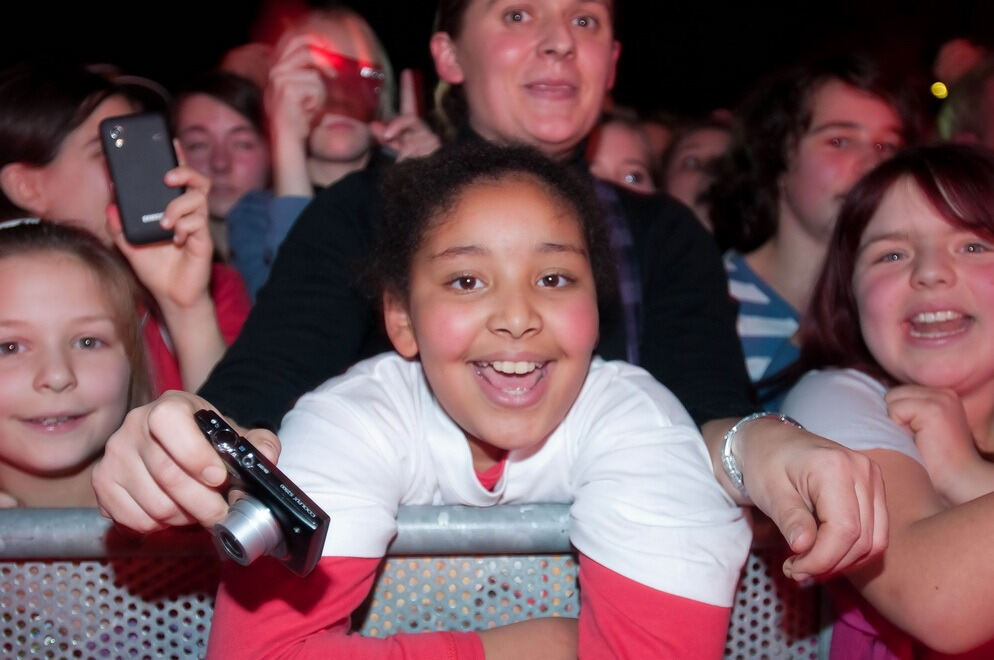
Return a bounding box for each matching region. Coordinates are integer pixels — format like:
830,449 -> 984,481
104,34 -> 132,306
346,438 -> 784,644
663,126 -> 730,230
294,13 -> 384,164
176,93 -> 270,218
588,120 -> 655,194
779,79 -> 904,243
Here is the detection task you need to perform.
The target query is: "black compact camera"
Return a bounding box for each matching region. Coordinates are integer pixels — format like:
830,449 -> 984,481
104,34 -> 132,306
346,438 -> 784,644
194,410 -> 329,576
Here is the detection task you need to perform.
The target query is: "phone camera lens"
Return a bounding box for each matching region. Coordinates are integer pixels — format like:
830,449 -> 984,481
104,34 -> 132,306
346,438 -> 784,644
109,125 -> 124,140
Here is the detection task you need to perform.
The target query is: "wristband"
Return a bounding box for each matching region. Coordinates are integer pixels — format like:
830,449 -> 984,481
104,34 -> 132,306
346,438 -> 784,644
721,412 -> 804,495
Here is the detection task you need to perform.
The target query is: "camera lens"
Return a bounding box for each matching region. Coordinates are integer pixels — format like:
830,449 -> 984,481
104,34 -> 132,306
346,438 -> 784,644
218,529 -> 245,561
215,428 -> 238,447
109,126 -> 124,140
212,497 -> 286,566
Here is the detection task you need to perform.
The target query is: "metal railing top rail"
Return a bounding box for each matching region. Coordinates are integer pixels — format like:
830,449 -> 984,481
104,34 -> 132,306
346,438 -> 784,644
0,504 -> 572,560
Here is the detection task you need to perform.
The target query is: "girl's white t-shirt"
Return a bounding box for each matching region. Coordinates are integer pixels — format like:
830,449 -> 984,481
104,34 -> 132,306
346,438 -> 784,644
277,353 -> 751,607
782,368 -> 924,465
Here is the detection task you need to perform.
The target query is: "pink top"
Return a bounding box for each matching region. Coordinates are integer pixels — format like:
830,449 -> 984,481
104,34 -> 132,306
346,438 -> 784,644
143,263 -> 251,394
830,581 -> 994,659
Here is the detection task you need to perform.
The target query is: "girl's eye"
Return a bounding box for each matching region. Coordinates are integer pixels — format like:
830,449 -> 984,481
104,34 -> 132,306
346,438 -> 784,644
964,242 -> 991,254
182,141 -> 208,154
503,9 -> 529,23
573,15 -> 598,29
829,136 -> 851,148
75,336 -> 104,350
874,141 -> 899,155
877,251 -> 903,263
448,276 -> 483,291
680,156 -> 702,172
538,273 -> 572,288
233,140 -> 259,152
0,341 -> 20,356
623,171 -> 644,185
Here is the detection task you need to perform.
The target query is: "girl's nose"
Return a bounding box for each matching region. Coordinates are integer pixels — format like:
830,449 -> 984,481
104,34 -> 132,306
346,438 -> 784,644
912,247 -> 955,289
852,144 -> 888,181
34,349 -> 77,393
538,17 -> 576,59
209,146 -> 232,174
488,288 -> 542,339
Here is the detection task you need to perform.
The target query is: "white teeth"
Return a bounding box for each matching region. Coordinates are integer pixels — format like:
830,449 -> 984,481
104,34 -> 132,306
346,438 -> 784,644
485,361 -> 539,375
912,310 -> 963,323
38,417 -> 69,425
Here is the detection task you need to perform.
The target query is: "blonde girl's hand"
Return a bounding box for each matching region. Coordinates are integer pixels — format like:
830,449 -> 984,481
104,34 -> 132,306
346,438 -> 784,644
369,69 -> 441,162
266,34 -> 328,142
0,492 -> 19,508
107,155 -> 214,312
886,384 -> 989,504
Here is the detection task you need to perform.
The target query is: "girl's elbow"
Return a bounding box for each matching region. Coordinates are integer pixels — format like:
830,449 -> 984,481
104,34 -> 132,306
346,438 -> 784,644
901,606 -> 994,654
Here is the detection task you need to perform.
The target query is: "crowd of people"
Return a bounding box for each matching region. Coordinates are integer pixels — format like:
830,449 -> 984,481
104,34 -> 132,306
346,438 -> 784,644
1,0 -> 993,657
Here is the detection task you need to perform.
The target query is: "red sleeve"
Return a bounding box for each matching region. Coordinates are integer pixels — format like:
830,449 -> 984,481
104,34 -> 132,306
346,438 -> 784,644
209,263 -> 252,345
578,554 -> 731,659
206,556 -> 485,660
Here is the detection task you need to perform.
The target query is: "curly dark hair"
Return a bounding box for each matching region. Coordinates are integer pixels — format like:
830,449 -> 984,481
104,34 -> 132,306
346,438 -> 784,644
368,140 -> 616,310
706,55 -> 920,253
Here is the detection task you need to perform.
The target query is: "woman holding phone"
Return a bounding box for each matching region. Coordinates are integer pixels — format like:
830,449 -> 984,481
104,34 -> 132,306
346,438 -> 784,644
0,62 -> 251,394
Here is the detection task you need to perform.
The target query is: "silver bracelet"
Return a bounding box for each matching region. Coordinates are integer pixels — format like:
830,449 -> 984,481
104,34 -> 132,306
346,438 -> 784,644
721,412 -> 804,495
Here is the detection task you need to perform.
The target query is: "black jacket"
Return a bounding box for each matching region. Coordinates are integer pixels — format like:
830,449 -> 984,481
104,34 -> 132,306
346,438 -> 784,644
200,141 -> 753,430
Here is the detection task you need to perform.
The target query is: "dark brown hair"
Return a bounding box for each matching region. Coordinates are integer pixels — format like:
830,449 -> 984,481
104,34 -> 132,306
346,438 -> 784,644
707,55 -> 919,253
172,71 -> 266,137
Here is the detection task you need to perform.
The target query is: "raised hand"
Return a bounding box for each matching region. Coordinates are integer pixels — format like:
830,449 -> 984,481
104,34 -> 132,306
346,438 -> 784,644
108,158 -> 213,310
369,69 -> 441,162
887,384 -> 994,504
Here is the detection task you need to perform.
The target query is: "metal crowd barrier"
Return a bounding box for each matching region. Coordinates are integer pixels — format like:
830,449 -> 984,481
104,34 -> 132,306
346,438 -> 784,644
0,506 -> 825,658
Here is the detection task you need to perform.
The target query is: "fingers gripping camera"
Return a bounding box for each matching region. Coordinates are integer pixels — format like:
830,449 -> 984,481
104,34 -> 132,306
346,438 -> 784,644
194,410 -> 330,576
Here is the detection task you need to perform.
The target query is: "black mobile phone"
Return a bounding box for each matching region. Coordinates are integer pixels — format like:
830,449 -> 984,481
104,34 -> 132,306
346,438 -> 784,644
194,410 -> 330,577
99,113 -> 179,245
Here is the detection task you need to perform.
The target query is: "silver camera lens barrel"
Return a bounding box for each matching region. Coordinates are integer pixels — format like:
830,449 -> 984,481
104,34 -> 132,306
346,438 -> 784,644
213,497 -> 285,566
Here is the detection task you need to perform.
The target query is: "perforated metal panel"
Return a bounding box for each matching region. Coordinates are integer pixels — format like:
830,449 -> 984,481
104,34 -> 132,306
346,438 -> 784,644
356,555 -> 578,636
0,558 -> 218,659
0,509 -> 826,658
725,546 -> 822,659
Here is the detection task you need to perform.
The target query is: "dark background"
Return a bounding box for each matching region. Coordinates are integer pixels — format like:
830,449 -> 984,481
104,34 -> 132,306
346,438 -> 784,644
3,1 -> 994,117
